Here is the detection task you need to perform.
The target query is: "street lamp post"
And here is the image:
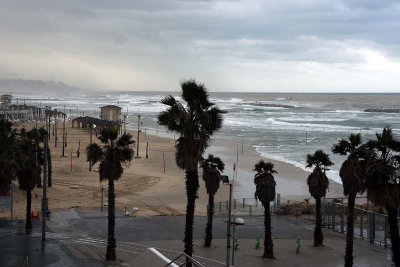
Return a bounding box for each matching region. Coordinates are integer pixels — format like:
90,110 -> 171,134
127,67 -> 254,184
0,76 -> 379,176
136,115 -> 142,157
42,106 -> 50,242
62,112 -> 66,157
221,175 -> 232,267
231,218 -> 244,266
54,111 -> 57,147
123,115 -> 128,134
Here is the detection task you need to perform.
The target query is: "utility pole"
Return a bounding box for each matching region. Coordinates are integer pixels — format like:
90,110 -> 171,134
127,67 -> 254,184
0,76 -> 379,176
136,115 -> 141,157
62,109 -> 66,157
226,183 -> 232,267
54,111 -> 57,147
236,142 -> 239,163
42,114 -> 49,242
89,125 -> 93,171
123,115 -> 128,134
47,109 -> 51,140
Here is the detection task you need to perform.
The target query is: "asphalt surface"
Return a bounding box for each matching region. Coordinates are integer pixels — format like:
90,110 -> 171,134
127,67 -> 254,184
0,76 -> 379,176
0,208 -> 395,266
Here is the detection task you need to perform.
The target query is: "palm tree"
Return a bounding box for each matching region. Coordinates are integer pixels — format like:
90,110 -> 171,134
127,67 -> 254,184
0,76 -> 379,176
0,119 -> 17,193
16,128 -> 44,233
332,133 -> 363,267
86,127 -> 134,261
306,149 -> 333,247
158,79 -> 225,261
361,127 -> 400,266
201,154 -> 225,247
253,160 -> 277,258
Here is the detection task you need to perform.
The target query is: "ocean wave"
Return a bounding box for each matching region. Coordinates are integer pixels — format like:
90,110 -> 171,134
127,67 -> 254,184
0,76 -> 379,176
327,110 -> 366,114
253,145 -> 342,184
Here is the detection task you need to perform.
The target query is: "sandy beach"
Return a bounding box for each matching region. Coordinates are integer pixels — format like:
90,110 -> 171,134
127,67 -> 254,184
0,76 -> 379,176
1,119 -> 345,220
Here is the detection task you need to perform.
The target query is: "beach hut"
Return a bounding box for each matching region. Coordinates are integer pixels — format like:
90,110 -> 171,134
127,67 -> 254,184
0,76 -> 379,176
100,105 -> 122,122
0,94 -> 12,106
72,116 -> 120,130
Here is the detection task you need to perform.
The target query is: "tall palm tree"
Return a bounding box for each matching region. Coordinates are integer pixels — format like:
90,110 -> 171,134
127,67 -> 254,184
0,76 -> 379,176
361,127 -> 400,266
158,79 -> 225,261
16,128 -> 44,233
201,154 -> 224,247
332,133 -> 363,267
0,119 -> 17,193
86,127 -> 134,261
253,160 -> 277,258
306,149 -> 333,247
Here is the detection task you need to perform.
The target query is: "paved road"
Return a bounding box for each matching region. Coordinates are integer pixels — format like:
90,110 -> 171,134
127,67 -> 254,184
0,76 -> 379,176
0,208 -> 394,266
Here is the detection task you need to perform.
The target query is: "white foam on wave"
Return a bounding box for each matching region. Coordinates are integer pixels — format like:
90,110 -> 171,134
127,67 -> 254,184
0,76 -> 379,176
328,110 -> 366,114
260,117 -> 382,134
254,145 -> 342,184
213,97 -> 244,104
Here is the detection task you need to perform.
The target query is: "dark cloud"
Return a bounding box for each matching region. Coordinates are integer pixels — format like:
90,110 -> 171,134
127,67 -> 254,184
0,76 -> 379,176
0,0 -> 399,92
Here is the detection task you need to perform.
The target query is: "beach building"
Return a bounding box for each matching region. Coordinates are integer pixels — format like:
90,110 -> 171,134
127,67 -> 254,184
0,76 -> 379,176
0,94 -> 12,106
100,105 -> 122,122
72,116 -> 120,130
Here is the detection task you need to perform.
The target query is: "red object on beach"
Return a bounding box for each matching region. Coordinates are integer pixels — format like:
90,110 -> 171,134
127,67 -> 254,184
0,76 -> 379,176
31,211 -> 40,220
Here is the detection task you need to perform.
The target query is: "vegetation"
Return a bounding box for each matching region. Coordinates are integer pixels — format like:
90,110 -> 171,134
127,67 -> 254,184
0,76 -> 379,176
16,128 -> 46,233
332,133 -> 364,267
253,160 -> 277,258
0,119 -> 17,193
86,127 -> 134,261
361,127 -> 400,266
201,154 -> 224,247
158,79 -> 225,261
306,149 -> 333,247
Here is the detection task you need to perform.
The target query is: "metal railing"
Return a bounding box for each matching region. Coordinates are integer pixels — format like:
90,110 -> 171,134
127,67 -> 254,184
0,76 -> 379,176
215,195 -> 400,248
214,197 -> 278,216
321,199 -> 400,247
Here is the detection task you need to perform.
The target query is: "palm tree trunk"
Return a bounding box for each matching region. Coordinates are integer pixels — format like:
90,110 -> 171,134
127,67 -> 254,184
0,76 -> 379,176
106,179 -> 116,261
387,206 -> 400,267
47,147 -> 52,187
263,201 -> 274,258
184,168 -> 199,267
314,197 -> 323,247
25,190 -> 32,233
344,194 -> 356,267
204,194 -> 214,247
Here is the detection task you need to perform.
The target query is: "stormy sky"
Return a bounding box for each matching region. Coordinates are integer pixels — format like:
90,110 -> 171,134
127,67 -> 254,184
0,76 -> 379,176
0,0 -> 399,92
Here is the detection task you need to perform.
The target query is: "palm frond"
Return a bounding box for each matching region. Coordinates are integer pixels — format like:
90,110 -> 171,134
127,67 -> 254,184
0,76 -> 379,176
306,150 -> 333,169
86,143 -> 104,165
98,127 -> 119,144
181,79 -> 211,110
117,133 -> 135,147
160,95 -> 177,107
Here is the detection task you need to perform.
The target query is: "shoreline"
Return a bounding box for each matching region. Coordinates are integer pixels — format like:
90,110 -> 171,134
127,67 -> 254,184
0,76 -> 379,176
208,137 -> 344,201
1,119 -> 345,220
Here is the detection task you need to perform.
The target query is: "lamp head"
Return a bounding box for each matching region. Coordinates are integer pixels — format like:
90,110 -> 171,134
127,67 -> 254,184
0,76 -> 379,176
232,217 -> 245,225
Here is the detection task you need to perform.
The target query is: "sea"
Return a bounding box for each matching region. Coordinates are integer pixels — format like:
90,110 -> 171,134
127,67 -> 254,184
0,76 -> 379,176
11,91 -> 400,195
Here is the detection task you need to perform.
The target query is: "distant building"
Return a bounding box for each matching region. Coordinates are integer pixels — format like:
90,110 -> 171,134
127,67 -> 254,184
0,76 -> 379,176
0,94 -> 12,106
100,105 -> 122,122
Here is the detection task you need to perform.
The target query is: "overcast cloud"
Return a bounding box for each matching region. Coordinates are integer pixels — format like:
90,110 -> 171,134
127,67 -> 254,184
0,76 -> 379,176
0,0 -> 399,92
